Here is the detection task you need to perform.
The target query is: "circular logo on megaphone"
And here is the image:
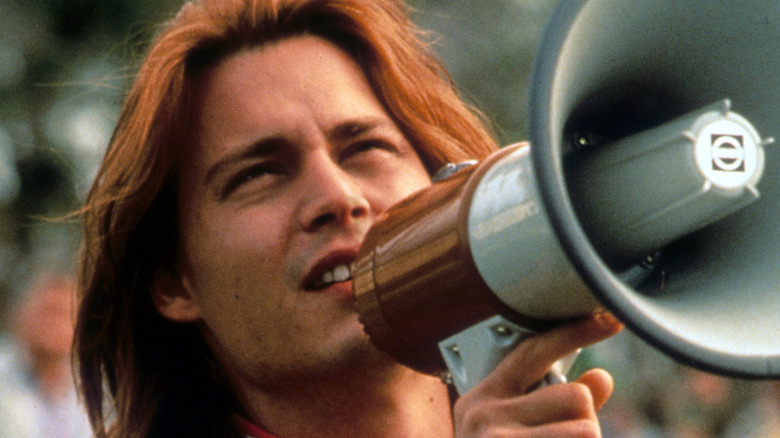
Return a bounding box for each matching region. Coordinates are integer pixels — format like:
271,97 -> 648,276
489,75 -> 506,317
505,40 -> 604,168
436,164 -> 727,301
710,134 -> 745,172
695,118 -> 759,189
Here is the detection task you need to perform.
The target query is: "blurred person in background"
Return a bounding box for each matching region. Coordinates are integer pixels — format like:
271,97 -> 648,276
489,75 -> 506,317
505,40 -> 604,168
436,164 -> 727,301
652,368 -> 752,438
724,379 -> 780,438
0,271 -> 91,438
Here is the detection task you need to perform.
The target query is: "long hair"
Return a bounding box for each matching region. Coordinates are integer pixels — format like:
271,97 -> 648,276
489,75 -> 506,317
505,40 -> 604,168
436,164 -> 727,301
74,0 -> 497,436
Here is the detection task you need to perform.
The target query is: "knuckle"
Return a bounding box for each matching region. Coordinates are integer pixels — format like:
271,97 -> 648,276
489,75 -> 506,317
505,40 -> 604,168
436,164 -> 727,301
453,398 -> 500,435
454,399 -> 532,438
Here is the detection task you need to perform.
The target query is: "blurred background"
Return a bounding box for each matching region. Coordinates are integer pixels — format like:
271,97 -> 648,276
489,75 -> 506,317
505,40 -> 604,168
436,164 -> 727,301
0,0 -> 185,321
0,0 -> 775,437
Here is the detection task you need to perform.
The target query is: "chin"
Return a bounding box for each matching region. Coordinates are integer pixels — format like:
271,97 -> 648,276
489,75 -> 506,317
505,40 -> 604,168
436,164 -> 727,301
322,326 -> 390,370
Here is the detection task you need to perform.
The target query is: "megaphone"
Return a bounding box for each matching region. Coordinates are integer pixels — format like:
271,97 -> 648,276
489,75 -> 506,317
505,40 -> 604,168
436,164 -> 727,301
354,0 -> 780,394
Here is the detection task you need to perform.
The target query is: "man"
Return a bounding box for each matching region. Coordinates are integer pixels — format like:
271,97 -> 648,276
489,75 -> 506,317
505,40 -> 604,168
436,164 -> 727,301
0,272 -> 91,438
74,1 -> 621,436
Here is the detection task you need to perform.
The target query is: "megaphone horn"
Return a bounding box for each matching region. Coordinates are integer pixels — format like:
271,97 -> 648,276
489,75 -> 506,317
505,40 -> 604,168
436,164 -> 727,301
354,0 -> 780,394
529,0 -> 780,379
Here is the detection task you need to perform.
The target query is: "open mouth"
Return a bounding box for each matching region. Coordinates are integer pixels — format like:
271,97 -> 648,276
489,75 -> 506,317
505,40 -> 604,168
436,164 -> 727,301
310,263 -> 353,289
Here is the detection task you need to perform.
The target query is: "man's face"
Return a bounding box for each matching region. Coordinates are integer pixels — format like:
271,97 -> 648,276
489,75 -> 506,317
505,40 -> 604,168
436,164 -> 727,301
161,36 -> 432,390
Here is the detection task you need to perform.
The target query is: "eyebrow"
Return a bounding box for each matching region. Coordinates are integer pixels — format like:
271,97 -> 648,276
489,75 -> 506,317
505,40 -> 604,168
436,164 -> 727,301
202,116 -> 399,189
328,116 -> 395,143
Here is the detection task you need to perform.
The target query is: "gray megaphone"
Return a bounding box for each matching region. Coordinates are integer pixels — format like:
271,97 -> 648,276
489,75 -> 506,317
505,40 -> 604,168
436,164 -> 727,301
353,0 -> 780,394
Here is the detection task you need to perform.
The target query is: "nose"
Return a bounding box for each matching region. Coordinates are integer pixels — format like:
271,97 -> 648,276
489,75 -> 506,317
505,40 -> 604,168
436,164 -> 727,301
298,155 -> 370,232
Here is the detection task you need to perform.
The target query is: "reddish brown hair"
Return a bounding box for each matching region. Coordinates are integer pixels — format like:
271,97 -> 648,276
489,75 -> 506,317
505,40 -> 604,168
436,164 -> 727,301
75,0 -> 496,436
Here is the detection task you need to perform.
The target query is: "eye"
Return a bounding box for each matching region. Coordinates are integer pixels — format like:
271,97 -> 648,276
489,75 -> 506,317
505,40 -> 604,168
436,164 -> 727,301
222,163 -> 283,199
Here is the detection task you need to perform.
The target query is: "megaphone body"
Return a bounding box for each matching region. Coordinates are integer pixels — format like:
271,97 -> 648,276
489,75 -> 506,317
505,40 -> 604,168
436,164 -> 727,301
354,0 -> 780,394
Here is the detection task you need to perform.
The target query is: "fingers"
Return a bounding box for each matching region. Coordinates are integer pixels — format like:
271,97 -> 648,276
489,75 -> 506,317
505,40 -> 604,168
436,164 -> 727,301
452,313 -> 622,437
463,421 -> 601,438
496,380 -> 600,425
476,312 -> 623,397
453,382 -> 606,437
575,368 -> 615,412
477,371 -> 615,427
510,418 -> 603,438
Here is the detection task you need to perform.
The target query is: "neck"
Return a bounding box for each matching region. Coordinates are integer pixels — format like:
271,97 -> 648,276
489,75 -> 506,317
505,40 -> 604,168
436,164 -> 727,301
241,360 -> 454,438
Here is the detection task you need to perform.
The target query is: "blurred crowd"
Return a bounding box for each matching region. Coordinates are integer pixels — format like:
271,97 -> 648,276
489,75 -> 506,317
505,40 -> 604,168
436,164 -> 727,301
590,332 -> 779,438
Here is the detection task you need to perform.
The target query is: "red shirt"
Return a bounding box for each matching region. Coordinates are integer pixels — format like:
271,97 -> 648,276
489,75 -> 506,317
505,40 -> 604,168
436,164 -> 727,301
233,415 -> 279,438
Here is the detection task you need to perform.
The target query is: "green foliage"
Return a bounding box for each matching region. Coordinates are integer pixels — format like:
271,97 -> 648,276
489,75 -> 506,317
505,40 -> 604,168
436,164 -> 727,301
0,0 -> 185,302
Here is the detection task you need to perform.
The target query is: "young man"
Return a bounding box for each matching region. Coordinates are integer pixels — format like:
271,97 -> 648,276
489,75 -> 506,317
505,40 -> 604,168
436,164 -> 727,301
74,1 -> 621,436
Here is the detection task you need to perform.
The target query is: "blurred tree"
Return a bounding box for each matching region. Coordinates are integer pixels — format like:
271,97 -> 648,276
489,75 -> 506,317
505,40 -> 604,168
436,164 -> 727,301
409,0 -> 560,144
0,0 -> 185,310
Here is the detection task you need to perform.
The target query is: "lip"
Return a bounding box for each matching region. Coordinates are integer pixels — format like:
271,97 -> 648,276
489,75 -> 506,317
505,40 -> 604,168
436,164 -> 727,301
301,246 -> 360,296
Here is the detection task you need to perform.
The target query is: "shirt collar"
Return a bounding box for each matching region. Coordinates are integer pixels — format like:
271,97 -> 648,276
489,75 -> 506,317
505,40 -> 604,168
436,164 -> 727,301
232,414 -> 280,438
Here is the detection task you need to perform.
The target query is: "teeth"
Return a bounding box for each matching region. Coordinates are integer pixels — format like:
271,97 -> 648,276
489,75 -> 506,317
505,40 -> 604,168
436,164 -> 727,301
333,264 -> 350,282
316,264 -> 352,287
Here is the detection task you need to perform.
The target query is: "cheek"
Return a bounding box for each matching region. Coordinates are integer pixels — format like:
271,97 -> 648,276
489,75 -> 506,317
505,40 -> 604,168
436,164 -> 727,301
405,169 -> 433,195
178,198 -> 299,312
181,217 -> 291,354
182,211 -> 283,289
378,166 -> 432,209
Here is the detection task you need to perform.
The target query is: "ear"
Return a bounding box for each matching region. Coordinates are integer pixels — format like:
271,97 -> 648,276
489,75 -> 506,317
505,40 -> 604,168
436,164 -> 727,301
150,268 -> 202,323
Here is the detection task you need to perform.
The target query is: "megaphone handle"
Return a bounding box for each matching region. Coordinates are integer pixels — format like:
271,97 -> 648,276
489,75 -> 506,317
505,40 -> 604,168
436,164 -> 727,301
438,314 -> 581,395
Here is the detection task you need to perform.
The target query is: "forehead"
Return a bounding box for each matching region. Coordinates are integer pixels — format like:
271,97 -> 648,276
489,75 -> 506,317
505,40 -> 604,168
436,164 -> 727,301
187,35 -> 386,156
195,36 -> 375,111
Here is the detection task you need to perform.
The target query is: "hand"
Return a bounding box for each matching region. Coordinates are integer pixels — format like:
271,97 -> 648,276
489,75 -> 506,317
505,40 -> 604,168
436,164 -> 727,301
452,313 -> 623,438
